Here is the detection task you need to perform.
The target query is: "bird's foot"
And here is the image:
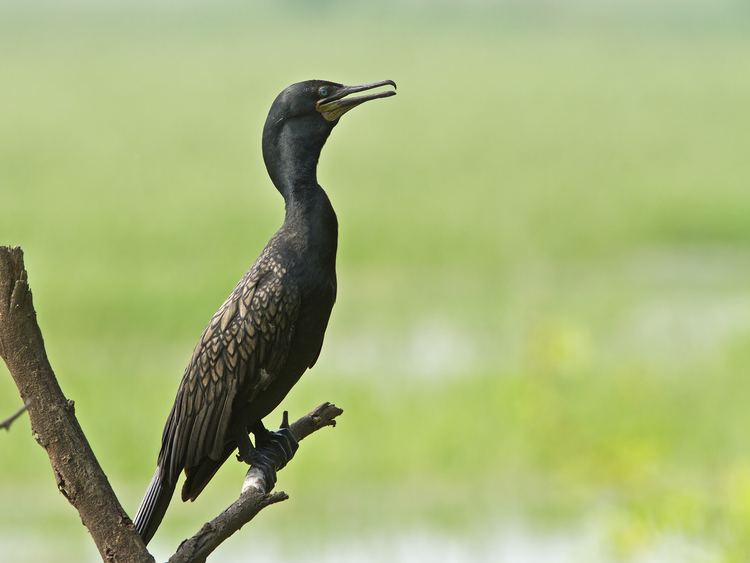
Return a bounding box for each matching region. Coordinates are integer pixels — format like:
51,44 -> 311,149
244,412 -> 299,490
236,435 -> 279,491
235,430 -> 255,464
246,448 -> 279,490
254,411 -> 299,470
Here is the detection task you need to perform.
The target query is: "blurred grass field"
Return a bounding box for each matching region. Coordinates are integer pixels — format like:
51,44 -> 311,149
2,1 -> 750,561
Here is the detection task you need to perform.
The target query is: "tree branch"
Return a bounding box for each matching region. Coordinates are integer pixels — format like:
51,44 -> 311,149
2,246 -> 344,562
0,402 -> 29,431
170,402 -> 343,563
0,246 -> 153,562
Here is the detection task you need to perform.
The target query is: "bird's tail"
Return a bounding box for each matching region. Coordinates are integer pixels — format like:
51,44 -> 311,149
182,443 -> 235,502
133,465 -> 176,546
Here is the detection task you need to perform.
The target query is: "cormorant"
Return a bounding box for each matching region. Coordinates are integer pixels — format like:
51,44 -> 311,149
133,79 -> 396,545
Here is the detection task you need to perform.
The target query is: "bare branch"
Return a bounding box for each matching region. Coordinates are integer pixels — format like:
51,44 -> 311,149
0,246 -> 154,562
170,402 -> 344,563
0,402 -> 28,431
1,246 -> 343,562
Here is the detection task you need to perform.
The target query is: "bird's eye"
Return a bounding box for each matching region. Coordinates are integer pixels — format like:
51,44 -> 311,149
318,86 -> 330,98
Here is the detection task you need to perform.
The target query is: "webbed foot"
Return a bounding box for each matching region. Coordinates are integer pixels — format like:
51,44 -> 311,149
246,412 -> 300,490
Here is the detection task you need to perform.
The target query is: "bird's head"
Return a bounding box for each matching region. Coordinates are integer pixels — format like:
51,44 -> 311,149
266,79 -> 397,128
262,79 -> 396,192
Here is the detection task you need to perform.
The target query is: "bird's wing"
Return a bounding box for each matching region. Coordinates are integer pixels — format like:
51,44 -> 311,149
157,253 -> 300,484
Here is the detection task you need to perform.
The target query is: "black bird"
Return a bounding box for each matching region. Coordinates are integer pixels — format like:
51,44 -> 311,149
133,79 -> 396,544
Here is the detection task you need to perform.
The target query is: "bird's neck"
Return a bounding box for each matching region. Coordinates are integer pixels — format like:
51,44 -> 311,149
283,181 -> 337,229
267,145 -> 334,227
262,122 -> 338,264
283,184 -> 339,273
263,123 -> 329,201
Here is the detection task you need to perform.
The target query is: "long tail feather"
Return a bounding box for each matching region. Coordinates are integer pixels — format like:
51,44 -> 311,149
133,465 -> 176,546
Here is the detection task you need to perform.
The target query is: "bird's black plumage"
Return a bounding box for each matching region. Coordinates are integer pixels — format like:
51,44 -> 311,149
133,79 -> 396,545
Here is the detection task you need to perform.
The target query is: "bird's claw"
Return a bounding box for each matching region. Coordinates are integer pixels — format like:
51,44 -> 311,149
240,418 -> 299,490
236,451 -> 252,464
255,427 -> 299,467
272,426 -> 299,466
250,427 -> 299,491
235,433 -> 255,464
249,450 -> 279,490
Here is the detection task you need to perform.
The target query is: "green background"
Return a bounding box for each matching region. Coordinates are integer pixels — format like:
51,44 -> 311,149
1,1 -> 750,561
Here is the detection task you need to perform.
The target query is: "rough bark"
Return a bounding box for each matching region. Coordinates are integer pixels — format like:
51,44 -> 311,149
0,246 -> 154,562
1,246 -> 343,563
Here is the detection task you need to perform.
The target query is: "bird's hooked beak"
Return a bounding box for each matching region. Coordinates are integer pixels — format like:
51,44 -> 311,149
316,80 -> 397,122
